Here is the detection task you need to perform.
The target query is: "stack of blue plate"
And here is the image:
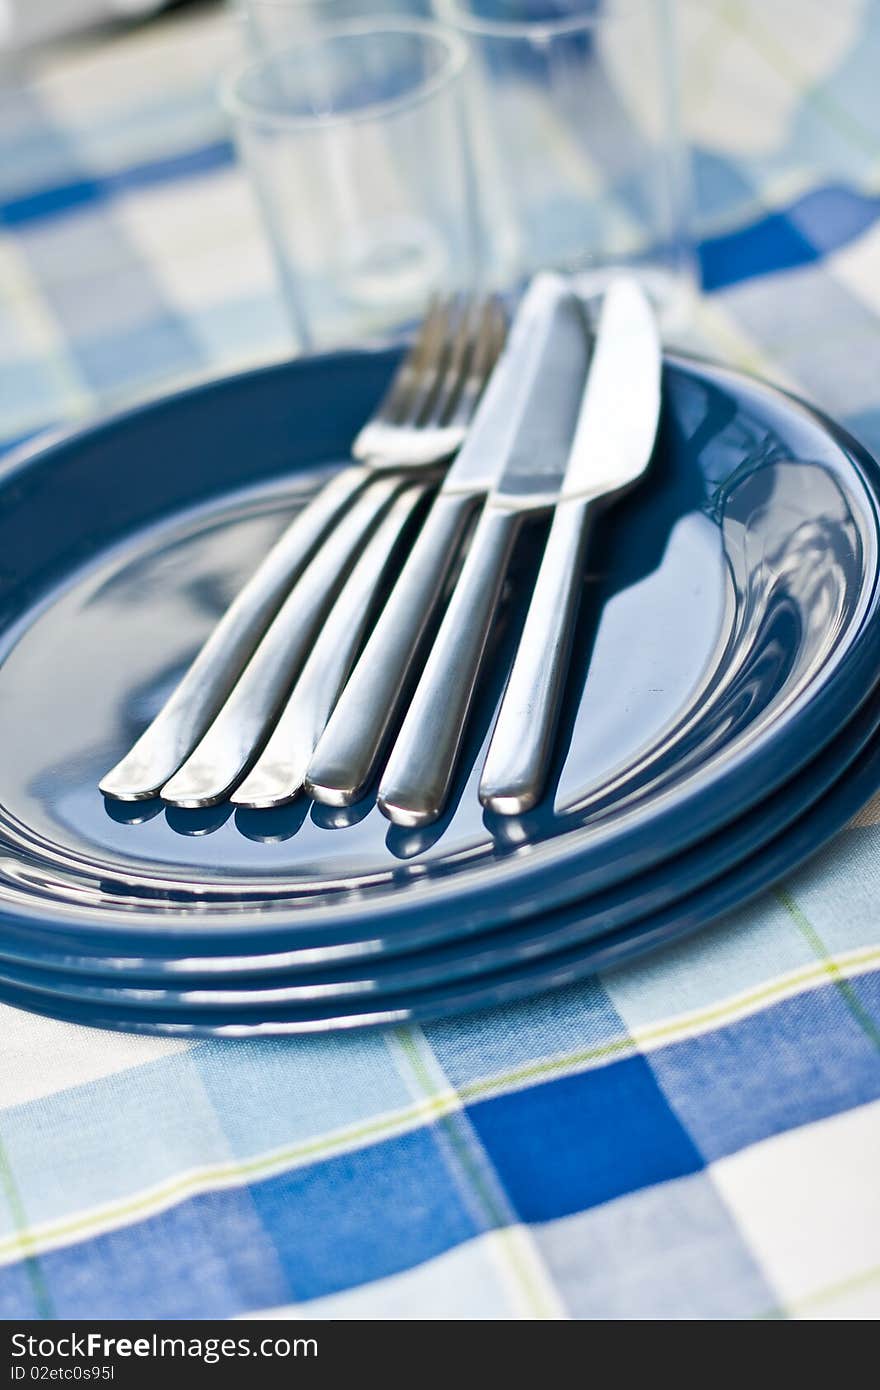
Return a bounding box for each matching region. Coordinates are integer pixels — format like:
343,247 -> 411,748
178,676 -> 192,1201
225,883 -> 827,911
0,348 -> 878,1035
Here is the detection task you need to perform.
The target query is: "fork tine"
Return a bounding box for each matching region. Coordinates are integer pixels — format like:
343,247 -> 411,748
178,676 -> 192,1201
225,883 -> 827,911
372,296 -> 453,426
446,295 -> 506,429
402,298 -> 459,428
423,295 -> 488,430
375,291 -> 453,422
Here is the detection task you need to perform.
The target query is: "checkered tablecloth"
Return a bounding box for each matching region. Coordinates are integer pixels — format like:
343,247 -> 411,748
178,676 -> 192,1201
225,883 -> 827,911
0,0 -> 878,1321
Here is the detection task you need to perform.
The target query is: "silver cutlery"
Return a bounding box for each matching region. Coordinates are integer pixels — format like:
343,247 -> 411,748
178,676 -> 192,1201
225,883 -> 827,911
229,485 -> 426,808
372,277 -> 594,828
305,273 -> 588,812
100,293 -> 504,802
160,477 -> 413,807
479,277 -> 662,814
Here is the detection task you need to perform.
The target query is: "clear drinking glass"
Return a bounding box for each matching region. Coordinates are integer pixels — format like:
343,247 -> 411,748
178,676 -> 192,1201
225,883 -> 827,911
433,0 -> 695,322
223,20 -> 478,350
241,0 -> 432,54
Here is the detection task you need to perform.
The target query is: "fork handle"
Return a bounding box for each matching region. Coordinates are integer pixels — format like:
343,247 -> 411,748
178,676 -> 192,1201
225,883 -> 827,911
160,478 -> 403,808
231,484 -> 429,808
480,496 -> 598,815
305,490 -> 479,807
99,464 -> 368,800
377,504 -> 521,828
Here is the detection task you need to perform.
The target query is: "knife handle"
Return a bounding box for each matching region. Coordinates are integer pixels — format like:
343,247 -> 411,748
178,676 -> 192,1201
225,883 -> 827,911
378,504 -> 521,827
480,496 -> 597,815
305,490 -> 479,807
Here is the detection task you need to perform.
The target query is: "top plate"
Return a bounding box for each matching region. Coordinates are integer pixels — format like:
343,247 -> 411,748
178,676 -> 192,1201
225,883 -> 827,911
0,347 -> 877,958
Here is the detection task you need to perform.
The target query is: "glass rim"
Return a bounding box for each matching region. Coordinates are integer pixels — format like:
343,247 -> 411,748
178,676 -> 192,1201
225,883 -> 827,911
221,18 -> 470,134
441,0 -> 631,41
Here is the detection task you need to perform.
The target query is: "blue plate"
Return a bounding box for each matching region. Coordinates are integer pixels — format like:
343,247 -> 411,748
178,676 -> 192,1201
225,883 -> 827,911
1,675 -> 879,1001
1,683 -> 878,1035
1,672 -> 879,1008
0,349 -> 878,966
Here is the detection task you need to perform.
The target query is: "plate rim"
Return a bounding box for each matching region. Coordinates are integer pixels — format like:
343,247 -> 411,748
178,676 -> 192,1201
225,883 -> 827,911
2,675 -> 879,1001
2,681 -> 878,1035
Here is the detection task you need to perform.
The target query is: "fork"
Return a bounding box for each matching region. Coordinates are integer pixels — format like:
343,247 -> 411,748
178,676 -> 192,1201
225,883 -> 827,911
100,294 -> 505,802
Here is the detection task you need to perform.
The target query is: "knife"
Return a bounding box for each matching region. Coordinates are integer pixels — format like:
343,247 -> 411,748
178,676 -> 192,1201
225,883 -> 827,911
305,273 -> 592,811
479,277 -> 662,815
373,282 -> 594,828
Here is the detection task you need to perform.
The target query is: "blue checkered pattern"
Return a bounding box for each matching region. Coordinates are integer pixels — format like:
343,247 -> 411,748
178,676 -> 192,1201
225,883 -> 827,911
0,0 -> 878,1320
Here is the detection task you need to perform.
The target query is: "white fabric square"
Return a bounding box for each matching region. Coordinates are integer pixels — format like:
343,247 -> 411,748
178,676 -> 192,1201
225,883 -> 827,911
712,1099 -> 880,1317
0,1004 -> 191,1110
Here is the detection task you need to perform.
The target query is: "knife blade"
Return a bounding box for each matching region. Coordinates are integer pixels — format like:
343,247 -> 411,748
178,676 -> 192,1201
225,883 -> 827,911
374,282 -> 593,827
479,276 -> 662,815
306,272 -> 592,810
